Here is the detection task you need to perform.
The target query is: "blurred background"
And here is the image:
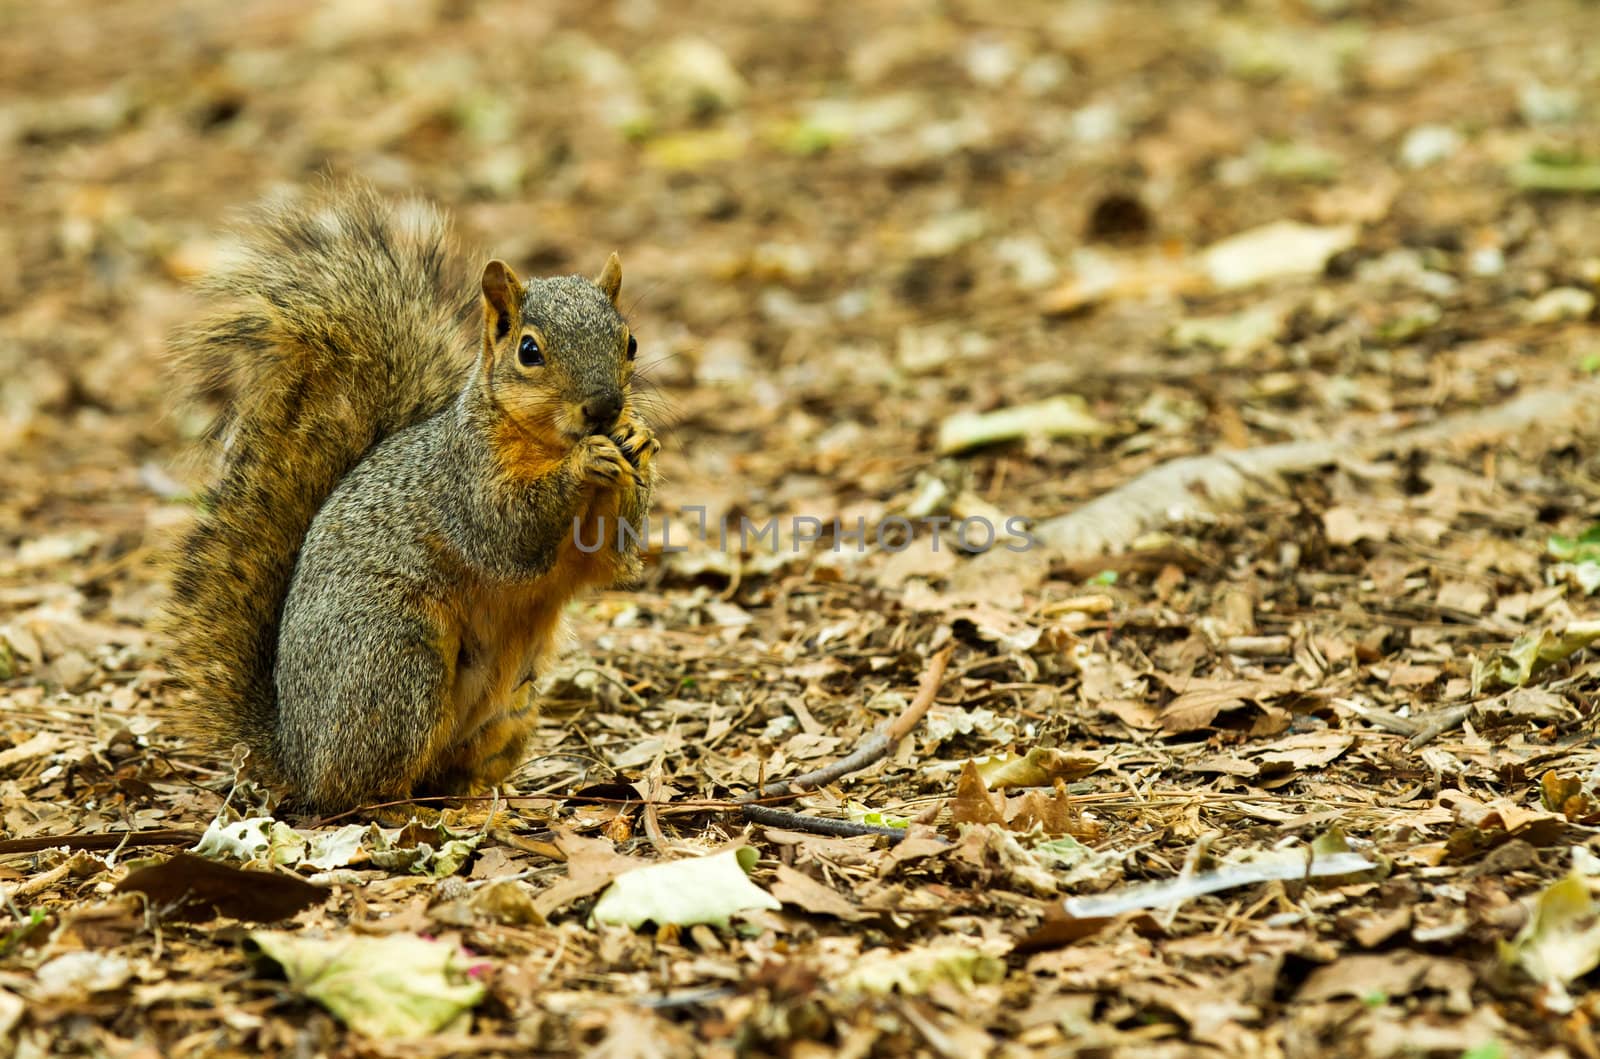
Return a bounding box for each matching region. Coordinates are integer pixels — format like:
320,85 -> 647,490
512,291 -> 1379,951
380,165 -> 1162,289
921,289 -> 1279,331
5,0 -> 1600,675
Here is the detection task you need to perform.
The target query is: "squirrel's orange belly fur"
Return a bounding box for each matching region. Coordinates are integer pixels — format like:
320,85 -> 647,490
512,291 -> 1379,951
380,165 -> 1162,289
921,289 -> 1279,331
443,585 -> 563,748
423,502 -> 633,797
421,576 -> 568,796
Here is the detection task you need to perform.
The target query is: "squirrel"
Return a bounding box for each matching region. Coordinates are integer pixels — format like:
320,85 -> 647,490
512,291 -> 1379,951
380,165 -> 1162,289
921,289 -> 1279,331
164,184 -> 658,812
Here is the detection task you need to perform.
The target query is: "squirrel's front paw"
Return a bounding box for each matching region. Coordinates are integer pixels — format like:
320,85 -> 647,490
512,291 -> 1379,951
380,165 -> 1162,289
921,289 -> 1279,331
610,416 -> 660,474
576,435 -> 635,489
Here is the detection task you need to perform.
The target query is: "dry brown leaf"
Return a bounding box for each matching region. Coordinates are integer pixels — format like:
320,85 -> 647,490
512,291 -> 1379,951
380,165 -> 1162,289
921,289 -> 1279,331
950,760 -> 1007,826
978,748 -> 1103,789
770,864 -> 871,922
1008,782 -> 1101,840
1159,676 -> 1296,734
116,853 -> 325,923
1253,732 -> 1354,770
1387,663 -> 1441,688
1297,953 -> 1472,1009
1097,698 -> 1163,730
530,829 -> 644,919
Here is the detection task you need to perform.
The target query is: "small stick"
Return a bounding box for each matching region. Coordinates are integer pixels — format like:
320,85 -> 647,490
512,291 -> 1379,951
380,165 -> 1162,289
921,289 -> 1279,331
740,805 -> 908,842
745,643 -> 955,802
1330,697 -> 1420,737
738,643 -> 955,840
3,858 -> 75,903
0,829 -> 203,857
641,761 -> 672,855
1406,703 -> 1474,751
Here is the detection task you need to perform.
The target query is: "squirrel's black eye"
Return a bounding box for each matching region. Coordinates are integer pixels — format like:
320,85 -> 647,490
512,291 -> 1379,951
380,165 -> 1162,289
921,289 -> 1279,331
626,335 -> 637,360
518,334 -> 543,367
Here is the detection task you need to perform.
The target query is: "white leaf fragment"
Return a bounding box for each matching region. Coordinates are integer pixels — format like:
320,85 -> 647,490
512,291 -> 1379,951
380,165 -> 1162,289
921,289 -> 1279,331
591,847 -> 780,928
938,396 -> 1110,456
1202,220 -> 1356,289
1060,851 -> 1377,919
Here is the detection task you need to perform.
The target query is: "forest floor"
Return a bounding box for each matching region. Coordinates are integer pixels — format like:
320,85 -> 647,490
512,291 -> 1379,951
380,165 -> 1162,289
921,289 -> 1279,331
5,0 -> 1600,1055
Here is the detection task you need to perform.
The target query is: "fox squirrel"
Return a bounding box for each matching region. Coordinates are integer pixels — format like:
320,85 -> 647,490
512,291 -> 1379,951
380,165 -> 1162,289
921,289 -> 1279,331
165,184 -> 658,812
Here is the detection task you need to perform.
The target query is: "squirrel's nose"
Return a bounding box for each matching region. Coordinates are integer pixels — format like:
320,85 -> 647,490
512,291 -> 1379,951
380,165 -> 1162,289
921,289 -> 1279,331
581,393 -> 622,435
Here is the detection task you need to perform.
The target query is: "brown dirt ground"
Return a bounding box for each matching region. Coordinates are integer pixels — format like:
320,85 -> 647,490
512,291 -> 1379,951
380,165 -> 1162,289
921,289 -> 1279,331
6,0 -> 1600,1055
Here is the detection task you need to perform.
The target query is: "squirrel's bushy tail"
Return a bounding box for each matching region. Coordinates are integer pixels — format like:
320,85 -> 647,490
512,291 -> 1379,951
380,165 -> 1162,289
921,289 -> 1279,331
165,183 -> 475,772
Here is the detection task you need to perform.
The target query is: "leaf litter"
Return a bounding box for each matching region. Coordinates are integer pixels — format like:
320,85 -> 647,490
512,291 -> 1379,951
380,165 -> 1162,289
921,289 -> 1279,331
8,0 -> 1600,1056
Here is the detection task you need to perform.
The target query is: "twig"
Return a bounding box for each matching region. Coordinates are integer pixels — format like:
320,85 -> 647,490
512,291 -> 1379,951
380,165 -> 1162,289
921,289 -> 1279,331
1406,703 -> 1475,750
741,805 -> 909,842
2,859 -> 75,903
738,643 -> 955,841
1330,697 -> 1420,737
571,667 -> 648,709
745,643 -> 955,802
642,760 -> 672,855
0,829 -> 203,857
638,986 -> 738,1009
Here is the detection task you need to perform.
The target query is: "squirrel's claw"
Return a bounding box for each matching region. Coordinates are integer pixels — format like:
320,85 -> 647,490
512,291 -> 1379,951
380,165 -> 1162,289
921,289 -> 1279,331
610,418 -> 659,471
577,435 -> 634,487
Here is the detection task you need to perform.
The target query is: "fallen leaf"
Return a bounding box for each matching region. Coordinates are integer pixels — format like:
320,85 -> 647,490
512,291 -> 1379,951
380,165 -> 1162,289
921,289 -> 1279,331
0,989 -> 19,1038
0,732 -> 64,774
1201,220 -> 1356,289
838,944 -> 1004,995
1160,676 -> 1295,734
1547,524 -> 1600,563
31,951 -> 134,1001
249,932 -> 485,1039
1254,731 -> 1354,770
1188,754 -> 1259,777
1474,620 -> 1600,691
1323,505 -> 1390,546
976,747 -> 1103,789
1296,952 -> 1471,1008
1039,251 -> 1200,315
1499,871 -> 1600,1012
532,829 -> 644,919
1008,783 -> 1099,839
371,818 -> 482,878
1170,304 -> 1285,357
117,853 -> 326,922
303,825 -> 371,871
937,396 -> 1110,455
1098,697 -> 1162,729
643,127 -> 748,171
1387,663 -> 1441,688
192,814 -> 307,867
769,864 -> 870,922
470,880 -> 545,927
950,759 -> 1006,826
590,847 -> 780,928
1438,579 -> 1493,614
1511,153 -> 1600,192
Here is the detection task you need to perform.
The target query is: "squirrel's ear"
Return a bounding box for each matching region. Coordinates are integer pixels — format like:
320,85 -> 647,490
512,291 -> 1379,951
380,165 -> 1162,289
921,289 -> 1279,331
595,252 -> 623,307
481,260 -> 524,343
